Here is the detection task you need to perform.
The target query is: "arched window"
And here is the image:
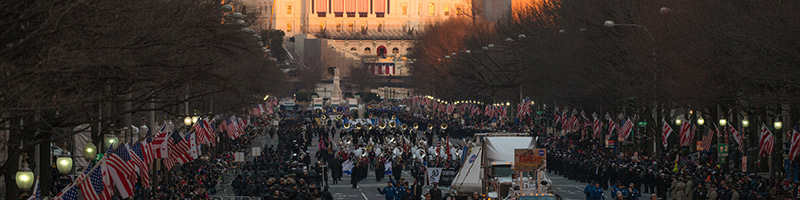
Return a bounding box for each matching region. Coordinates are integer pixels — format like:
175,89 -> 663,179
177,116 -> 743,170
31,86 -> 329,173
287,2 -> 293,15
428,3 -> 435,16
364,47 -> 371,54
444,7 -> 449,16
350,47 -> 357,51
401,3 -> 408,15
406,48 -> 412,53
392,47 -> 399,54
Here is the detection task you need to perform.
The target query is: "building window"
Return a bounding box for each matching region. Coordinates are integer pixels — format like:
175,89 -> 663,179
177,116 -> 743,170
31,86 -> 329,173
392,47 -> 399,54
364,47 -> 371,54
336,23 -> 342,32
319,23 -> 326,31
378,22 -> 384,32
287,3 -> 293,15
350,47 -> 357,51
428,3 -> 435,16
401,3 -> 408,15
444,7 -> 449,16
361,22 -> 367,32
406,48 -> 412,52
348,23 -> 354,32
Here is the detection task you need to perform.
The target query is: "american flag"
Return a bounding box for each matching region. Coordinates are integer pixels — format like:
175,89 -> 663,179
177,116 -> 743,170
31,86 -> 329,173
79,162 -> 112,200
53,184 -> 78,200
592,115 -> 603,139
151,124 -> 169,159
789,128 -> 800,161
661,119 -> 674,148
730,126 -> 744,152
130,143 -> 151,189
108,145 -> 136,198
679,119 -> 693,146
618,118 -> 634,141
554,112 -> 562,124
142,127 -> 154,164
193,118 -> 215,146
759,124 -> 775,156
561,114 -> 571,131
26,178 -> 41,200
607,118 -> 617,140
224,117 -> 241,139
165,132 -> 190,170
701,127 -> 715,151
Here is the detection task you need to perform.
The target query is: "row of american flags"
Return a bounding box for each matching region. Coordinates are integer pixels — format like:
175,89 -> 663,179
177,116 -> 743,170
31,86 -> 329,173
30,115 -> 250,200
551,107 -> 798,161
400,96 -> 536,120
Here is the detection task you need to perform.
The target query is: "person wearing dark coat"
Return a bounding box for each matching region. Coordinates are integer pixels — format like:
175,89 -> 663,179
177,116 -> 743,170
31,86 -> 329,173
393,160 -> 404,181
412,179 -> 424,200
427,183 -> 442,200
321,187 -> 334,200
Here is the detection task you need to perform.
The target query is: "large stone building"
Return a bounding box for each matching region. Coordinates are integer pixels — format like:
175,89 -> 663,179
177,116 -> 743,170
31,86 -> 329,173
238,0 -> 527,100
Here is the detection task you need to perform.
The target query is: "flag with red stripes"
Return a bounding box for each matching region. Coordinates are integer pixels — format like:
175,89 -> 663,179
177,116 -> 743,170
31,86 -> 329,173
164,132 -> 191,170
79,162 -> 112,200
790,128 -> 800,161
759,124 -> 775,156
661,119 -> 674,148
107,145 -> 136,198
607,119 -> 617,139
554,112 -> 562,124
679,119 -> 693,146
618,118 -> 634,141
592,115 -> 603,139
730,126 -> 744,152
151,124 -> 169,159
129,142 -> 151,189
701,126 -> 715,151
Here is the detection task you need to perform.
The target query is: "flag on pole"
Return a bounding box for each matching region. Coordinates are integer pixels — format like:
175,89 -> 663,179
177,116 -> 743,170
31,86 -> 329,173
26,178 -> 41,200
53,184 -> 78,200
759,124 -> 775,157
789,128 -> 800,161
679,119 -> 693,146
701,126 -> 715,151
108,146 -> 136,198
607,118 -> 617,140
164,132 -> 191,170
151,124 -> 169,159
592,115 -> 603,139
130,143 -> 151,189
189,132 -> 199,159
79,162 -> 112,200
662,119 -> 674,148
618,118 -> 634,141
730,126 -> 744,152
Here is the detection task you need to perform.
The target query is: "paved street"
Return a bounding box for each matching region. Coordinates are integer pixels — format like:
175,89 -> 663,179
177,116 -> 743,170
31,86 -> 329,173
548,173 -> 652,200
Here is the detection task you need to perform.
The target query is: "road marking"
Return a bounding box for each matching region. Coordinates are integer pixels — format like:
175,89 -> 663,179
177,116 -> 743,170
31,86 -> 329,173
358,188 -> 369,200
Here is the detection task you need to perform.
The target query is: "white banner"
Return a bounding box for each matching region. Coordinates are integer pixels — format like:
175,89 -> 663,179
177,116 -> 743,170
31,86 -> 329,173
385,162 -> 392,175
427,167 -> 443,185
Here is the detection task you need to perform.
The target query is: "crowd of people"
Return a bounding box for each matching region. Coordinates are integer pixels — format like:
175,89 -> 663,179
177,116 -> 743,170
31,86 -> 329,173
546,134 -> 800,199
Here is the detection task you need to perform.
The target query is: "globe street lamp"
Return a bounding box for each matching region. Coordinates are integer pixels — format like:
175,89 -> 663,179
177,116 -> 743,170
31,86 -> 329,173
718,119 -> 727,127
84,142 -> 97,160
774,120 -> 783,130
184,116 -> 193,126
741,118 -> 750,127
696,117 -> 705,126
192,116 -> 200,124
674,118 -> 683,125
16,153 -> 34,191
56,156 -> 73,175
104,134 -> 119,150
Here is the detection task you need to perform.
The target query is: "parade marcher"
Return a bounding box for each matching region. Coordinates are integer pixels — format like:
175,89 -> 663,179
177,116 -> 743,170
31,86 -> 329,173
427,182 -> 442,200
378,181 -> 397,200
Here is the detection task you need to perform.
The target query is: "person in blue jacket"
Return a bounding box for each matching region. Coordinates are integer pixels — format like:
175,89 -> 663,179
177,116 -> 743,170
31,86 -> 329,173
619,184 -> 629,199
591,182 -> 605,200
627,183 -> 640,200
585,181 -> 595,200
610,182 -> 619,199
378,181 -> 397,200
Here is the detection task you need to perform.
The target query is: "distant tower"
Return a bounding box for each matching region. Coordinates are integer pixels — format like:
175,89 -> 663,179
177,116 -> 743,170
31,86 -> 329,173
332,67 -> 343,98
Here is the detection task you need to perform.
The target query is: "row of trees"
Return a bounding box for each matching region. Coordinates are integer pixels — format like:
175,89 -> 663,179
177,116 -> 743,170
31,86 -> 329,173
410,0 -> 800,170
1,0 -> 285,197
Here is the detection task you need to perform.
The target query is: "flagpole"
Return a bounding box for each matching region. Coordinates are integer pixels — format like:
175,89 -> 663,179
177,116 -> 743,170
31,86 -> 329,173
54,156 -> 109,198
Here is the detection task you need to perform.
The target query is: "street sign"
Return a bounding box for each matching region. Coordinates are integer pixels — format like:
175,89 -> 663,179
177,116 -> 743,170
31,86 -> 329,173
513,148 -> 546,171
606,140 -> 615,148
718,144 -> 729,156
696,141 -> 703,151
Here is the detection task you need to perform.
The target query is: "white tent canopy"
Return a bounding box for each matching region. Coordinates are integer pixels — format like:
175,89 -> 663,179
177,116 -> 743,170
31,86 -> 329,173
451,147 -> 482,193
484,137 -> 535,164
